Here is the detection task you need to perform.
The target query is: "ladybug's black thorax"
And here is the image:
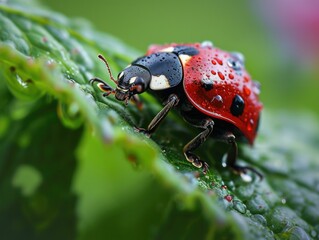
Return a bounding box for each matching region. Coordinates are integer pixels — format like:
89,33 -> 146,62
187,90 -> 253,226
132,46 -> 199,92
132,52 -> 183,90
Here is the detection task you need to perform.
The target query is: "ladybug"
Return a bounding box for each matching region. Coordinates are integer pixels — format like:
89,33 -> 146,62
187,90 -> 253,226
90,41 -> 263,178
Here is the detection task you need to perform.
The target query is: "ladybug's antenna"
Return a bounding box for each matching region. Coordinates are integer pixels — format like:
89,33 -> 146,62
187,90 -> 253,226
98,54 -> 118,84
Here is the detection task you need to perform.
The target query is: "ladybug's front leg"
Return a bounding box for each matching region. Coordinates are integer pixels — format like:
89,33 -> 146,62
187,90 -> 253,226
90,77 -> 115,97
130,95 -> 143,111
183,119 -> 214,174
221,133 -> 263,180
135,94 -> 179,137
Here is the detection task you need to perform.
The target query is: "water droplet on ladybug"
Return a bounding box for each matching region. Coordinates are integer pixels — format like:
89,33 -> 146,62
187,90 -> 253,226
247,119 -> 254,132
231,52 -> 245,64
218,72 -> 225,80
211,95 -> 223,108
201,40 -> 214,48
243,86 -> 251,96
253,81 -> 261,95
227,58 -> 241,70
214,58 -> 223,65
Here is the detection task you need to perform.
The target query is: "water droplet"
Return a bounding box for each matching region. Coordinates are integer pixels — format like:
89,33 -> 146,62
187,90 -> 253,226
214,58 -> 223,65
228,73 -> 234,79
227,58 -> 241,70
311,230 -> 317,238
231,52 -> 245,64
247,119 -> 254,132
201,40 -> 214,48
240,172 -> 252,182
243,86 -> 251,96
233,200 -> 247,214
281,198 -> 286,204
283,226 -> 310,240
253,81 -> 261,94
224,195 -> 233,202
211,95 -> 223,108
218,72 -> 225,80
250,214 -> 267,227
16,74 -> 28,88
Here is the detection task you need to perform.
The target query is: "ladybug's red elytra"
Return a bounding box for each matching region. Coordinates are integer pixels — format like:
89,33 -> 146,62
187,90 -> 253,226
90,41 -> 263,178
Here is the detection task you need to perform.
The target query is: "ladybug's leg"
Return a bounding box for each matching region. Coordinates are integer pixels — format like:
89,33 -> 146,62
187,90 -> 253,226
222,133 -> 263,180
183,119 -> 214,174
131,95 -> 143,111
90,77 -> 115,96
135,94 -> 179,137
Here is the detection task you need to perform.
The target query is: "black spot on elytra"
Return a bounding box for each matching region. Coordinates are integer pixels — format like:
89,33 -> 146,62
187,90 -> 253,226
230,94 -> 245,116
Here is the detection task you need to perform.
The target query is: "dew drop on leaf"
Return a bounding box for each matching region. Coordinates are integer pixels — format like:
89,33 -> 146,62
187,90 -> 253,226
233,200 -> 247,214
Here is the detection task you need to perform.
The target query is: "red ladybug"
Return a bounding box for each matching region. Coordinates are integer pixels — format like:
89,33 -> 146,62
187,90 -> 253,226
90,41 -> 263,178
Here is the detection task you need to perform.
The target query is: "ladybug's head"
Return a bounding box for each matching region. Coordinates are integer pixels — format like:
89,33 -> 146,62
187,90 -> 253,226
115,65 -> 151,101
96,54 -> 151,103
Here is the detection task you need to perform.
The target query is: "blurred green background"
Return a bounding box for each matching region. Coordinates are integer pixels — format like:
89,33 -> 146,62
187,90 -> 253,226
46,0 -> 319,116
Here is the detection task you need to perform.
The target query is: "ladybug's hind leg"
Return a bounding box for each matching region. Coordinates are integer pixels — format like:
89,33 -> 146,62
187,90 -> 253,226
221,133 -> 263,180
183,119 -> 214,174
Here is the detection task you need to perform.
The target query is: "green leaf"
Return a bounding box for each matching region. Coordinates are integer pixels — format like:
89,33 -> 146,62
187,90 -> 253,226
1,1 -> 319,240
